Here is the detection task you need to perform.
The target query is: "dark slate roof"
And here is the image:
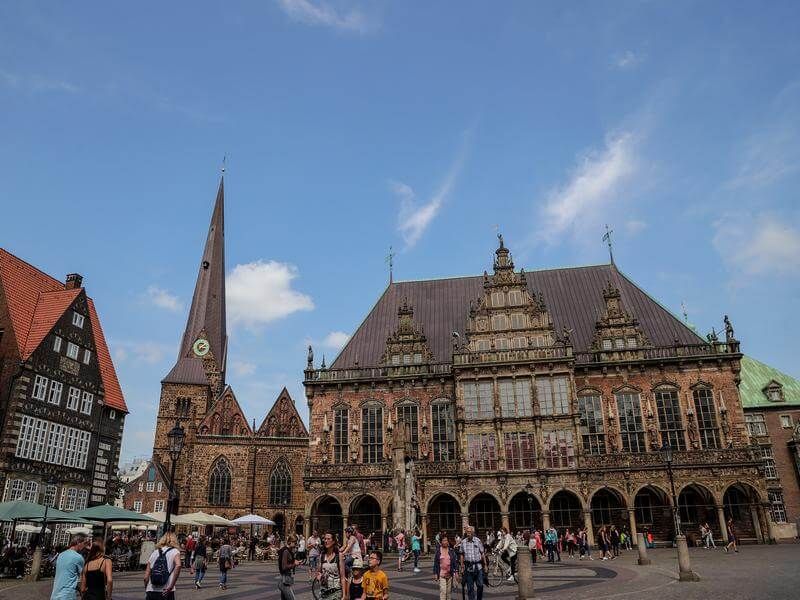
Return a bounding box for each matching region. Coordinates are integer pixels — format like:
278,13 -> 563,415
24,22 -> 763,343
162,357 -> 208,385
175,177 -> 227,376
332,264 -> 703,369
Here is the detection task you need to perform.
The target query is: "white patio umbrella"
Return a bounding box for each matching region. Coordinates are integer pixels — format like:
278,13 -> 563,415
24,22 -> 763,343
16,523 -> 50,533
231,514 -> 276,526
144,511 -> 201,526
181,512 -> 233,526
65,526 -> 92,535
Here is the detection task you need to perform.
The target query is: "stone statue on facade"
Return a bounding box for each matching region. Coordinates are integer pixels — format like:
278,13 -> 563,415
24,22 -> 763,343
307,345 -> 314,369
723,315 -> 735,342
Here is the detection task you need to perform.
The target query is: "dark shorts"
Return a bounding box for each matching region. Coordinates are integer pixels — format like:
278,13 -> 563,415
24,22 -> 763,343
147,593 -> 174,600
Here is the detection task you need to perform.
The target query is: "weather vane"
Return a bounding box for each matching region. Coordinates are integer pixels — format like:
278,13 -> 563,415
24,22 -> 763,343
386,246 -> 395,284
602,224 -> 615,264
221,154 -> 227,174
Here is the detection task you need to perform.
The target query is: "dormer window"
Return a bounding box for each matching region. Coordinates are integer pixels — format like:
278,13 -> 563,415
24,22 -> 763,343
507,290 -> 523,305
72,311 -> 85,328
764,382 -> 784,403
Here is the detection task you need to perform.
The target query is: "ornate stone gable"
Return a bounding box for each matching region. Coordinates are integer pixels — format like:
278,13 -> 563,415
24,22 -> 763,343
378,299 -> 434,366
590,280 -> 651,359
463,235 -> 557,355
198,385 -> 252,436
258,387 -> 309,438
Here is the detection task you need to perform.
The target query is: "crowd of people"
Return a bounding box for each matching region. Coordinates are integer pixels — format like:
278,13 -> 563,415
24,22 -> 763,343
37,517 -> 743,600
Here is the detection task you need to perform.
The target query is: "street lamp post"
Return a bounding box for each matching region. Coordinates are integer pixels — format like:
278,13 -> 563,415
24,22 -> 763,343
659,443 -> 681,538
164,421 -> 186,534
659,443 -> 699,582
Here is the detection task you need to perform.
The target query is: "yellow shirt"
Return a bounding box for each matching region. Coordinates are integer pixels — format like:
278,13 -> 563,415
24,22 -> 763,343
362,569 -> 389,599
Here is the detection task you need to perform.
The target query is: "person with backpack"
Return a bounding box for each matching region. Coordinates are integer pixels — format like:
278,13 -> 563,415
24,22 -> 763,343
218,537 -> 234,590
143,532 -> 181,600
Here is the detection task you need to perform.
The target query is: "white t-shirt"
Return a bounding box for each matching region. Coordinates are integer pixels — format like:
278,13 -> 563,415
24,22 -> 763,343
297,537 -> 306,552
145,547 -> 180,592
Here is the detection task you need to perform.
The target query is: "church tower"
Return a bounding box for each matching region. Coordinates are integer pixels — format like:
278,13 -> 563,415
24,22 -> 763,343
152,178 -> 227,506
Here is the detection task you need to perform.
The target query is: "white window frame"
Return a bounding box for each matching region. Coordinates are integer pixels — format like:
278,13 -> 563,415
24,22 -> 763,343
6,479 -> 24,501
154,500 -> 165,512
507,290 -> 523,305
157,481 -> 163,492
47,381 -> 63,405
32,375 -> 49,401
67,387 -> 81,410
138,482 -> 144,492
24,481 -> 39,503
82,349 -> 92,365
80,391 -> 94,415
746,413 -> 768,437
133,500 -> 142,513
146,481 -> 155,492
53,336 -> 63,352
72,311 -> 85,328
780,415 -> 793,428
491,292 -> 505,307
66,342 -> 79,360
109,410 -> 116,420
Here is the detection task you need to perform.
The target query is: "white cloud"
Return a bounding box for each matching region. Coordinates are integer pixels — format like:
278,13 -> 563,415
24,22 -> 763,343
713,213 -> 800,277
0,69 -> 80,93
232,360 -> 257,376
145,285 -> 183,312
613,50 -> 644,70
275,0 -> 374,33
322,331 -> 350,350
393,131 -> 472,249
625,219 -> 647,235
538,132 -> 638,243
226,260 -> 314,330
112,340 -> 173,365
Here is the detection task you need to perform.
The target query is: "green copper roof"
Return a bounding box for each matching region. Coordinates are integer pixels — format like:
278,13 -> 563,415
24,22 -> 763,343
739,355 -> 800,408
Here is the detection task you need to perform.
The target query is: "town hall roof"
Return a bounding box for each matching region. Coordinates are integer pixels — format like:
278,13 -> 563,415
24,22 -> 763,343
0,248 -> 127,412
332,263 -> 704,369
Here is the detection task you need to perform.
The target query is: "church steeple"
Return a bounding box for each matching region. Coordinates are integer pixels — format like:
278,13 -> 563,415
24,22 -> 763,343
165,177 -> 227,389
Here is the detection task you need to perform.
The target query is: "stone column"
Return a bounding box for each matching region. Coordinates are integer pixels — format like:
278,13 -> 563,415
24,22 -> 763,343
716,505 -> 728,542
461,512 -> 470,532
628,508 -> 638,545
421,513 -> 429,553
341,509 -> 349,542
515,545 -> 535,599
750,505 -> 764,543
582,510 -> 594,545
541,511 -> 551,530
381,513 -> 387,542
304,511 -> 311,538
501,512 -> 510,531
676,535 -> 700,581
636,533 -> 651,565
762,503 -> 777,544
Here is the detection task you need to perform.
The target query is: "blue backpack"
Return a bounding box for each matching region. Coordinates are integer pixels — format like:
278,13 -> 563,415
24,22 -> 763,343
150,548 -> 173,586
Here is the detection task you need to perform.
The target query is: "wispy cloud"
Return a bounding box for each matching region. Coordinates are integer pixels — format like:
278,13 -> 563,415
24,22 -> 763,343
625,219 -> 647,235
232,360 -> 257,376
322,331 -> 350,350
613,50 -> 644,70
393,130 -> 472,249
144,285 -> 183,312
275,0 -> 375,33
713,212 -> 800,278
727,83 -> 800,190
537,132 -> 639,244
227,260 -> 314,331
0,69 -> 80,94
112,340 -> 175,365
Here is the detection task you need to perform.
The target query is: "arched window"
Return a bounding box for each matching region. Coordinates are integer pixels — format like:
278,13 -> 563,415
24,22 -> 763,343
269,460 -> 292,506
208,458 -> 232,506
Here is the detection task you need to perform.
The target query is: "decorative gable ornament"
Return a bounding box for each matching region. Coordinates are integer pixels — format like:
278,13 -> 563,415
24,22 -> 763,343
590,281 -> 651,357
379,299 -> 433,367
763,380 -> 784,403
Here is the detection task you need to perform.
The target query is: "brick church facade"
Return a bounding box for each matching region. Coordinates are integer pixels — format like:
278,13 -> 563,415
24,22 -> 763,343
150,179 -> 308,536
303,237 -> 777,547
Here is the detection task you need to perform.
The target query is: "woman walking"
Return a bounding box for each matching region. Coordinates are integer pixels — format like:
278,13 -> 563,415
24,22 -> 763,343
433,533 -> 458,600
318,531 -> 345,600
79,538 -> 113,600
143,532 -> 181,600
411,530 -> 422,573
218,537 -> 233,590
191,536 -> 208,589
724,518 -> 738,553
278,534 -> 301,600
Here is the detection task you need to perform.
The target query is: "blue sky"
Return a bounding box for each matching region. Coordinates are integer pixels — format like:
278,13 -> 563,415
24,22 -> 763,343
2,1 -> 798,462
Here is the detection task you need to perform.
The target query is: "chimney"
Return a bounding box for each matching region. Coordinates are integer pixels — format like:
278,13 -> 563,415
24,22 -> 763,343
65,273 -> 83,290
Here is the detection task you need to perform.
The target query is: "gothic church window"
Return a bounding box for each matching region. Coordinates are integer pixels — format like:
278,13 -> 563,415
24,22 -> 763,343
361,404 -> 384,464
396,404 -> 419,457
655,389 -> 685,451
269,460 -> 292,506
463,381 -> 493,420
692,388 -> 720,449
431,401 -> 455,461
208,457 -> 232,506
333,408 -> 349,463
615,392 -> 645,452
578,394 -> 606,455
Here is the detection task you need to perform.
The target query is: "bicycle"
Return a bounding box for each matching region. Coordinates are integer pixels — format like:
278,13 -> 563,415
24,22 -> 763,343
485,549 -> 517,587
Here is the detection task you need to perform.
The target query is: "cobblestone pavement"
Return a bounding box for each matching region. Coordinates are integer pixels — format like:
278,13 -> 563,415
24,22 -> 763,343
2,545 -> 799,599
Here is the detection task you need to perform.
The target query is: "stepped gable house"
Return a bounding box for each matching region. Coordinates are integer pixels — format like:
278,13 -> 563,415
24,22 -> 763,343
151,178 -> 308,536
0,249 -> 127,515
303,237 -> 775,546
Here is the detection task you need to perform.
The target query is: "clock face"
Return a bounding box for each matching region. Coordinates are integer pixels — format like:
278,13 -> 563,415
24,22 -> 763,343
192,338 -> 210,357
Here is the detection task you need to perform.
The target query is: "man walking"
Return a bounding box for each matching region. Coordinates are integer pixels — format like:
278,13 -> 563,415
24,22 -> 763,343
459,526 -> 485,600
51,534 -> 88,600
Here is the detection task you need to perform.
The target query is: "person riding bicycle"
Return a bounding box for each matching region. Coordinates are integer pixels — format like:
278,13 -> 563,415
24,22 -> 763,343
496,526 -> 517,582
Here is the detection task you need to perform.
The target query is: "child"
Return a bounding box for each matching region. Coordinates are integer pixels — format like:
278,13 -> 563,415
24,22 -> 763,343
363,550 -> 389,600
347,557 -> 367,600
